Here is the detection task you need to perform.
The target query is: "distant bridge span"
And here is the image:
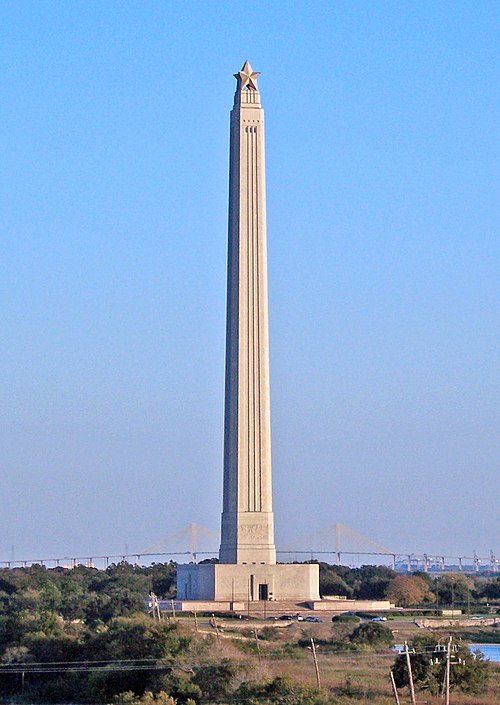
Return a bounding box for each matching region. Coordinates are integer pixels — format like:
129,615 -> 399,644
1,522 -> 497,573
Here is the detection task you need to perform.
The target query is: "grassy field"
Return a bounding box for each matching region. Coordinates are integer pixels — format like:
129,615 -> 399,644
189,615 -> 500,705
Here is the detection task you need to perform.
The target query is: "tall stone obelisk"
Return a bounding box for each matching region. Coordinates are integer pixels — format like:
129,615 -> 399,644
219,60 -> 276,565
176,63 -> 319,603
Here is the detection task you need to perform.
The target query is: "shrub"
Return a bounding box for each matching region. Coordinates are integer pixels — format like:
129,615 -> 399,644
112,692 -> 181,705
191,659 -> 241,701
392,636 -> 489,695
349,622 -> 393,648
159,674 -> 202,704
259,626 -> 287,641
331,613 -> 360,623
234,676 -> 330,705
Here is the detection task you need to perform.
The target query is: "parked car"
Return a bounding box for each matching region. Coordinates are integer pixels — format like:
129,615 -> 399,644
370,616 -> 388,622
303,616 -> 322,623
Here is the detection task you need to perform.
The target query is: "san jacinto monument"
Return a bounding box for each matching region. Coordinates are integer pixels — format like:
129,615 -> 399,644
177,62 -> 320,604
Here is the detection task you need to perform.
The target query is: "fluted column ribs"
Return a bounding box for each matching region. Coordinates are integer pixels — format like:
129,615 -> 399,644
219,64 -> 276,565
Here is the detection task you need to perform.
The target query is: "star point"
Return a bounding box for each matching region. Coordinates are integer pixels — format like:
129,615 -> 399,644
234,59 -> 260,90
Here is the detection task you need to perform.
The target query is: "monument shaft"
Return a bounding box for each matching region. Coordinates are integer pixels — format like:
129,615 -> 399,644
219,63 -> 276,565
176,64 -> 319,603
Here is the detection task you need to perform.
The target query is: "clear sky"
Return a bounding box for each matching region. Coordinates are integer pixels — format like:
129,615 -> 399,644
1,1 -> 498,562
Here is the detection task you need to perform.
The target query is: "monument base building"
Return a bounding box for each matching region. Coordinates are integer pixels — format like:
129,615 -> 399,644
177,563 -> 320,603
175,63 -> 320,606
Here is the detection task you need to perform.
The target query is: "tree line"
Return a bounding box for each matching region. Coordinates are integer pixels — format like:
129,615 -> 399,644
0,561 -> 496,703
317,562 -> 500,608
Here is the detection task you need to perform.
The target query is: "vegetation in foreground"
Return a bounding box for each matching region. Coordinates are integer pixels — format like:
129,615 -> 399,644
0,562 -> 498,704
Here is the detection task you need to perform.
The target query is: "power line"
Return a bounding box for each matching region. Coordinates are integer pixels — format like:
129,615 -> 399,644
0,646 -> 475,671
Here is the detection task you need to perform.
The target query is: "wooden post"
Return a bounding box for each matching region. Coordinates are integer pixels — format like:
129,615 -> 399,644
170,599 -> 176,621
193,609 -> 199,632
445,635 -> 452,705
310,638 -> 321,688
404,641 -> 416,705
253,627 -> 262,664
212,613 -> 221,648
389,670 -> 400,705
150,592 -> 161,621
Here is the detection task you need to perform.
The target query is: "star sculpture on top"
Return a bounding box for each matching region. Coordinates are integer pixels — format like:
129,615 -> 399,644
234,60 -> 260,90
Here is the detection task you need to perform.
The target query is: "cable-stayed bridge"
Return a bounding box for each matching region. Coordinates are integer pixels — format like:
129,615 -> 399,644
1,522 -> 498,574
279,523 -> 395,564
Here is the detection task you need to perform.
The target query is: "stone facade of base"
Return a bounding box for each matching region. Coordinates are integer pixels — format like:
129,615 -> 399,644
307,598 -> 393,611
177,563 -> 320,602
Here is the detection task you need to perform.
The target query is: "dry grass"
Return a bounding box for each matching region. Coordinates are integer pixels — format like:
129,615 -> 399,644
206,618 -> 500,705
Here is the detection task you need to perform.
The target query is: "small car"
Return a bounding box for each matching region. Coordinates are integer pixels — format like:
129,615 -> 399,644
303,616 -> 322,623
370,616 -> 388,622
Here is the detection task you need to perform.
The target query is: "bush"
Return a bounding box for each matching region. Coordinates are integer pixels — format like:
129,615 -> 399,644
331,613 -> 360,623
112,692 -> 182,705
234,676 -> 330,705
349,622 -> 393,648
392,636 -> 489,695
191,659 -> 241,701
296,636 -> 355,654
159,674 -> 202,703
334,675 -> 364,698
259,626 -> 287,641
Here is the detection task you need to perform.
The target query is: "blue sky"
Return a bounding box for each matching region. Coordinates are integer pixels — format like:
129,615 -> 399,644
1,1 -> 498,562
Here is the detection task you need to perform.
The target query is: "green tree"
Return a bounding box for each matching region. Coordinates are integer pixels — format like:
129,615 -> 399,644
479,577 -> 500,601
356,565 -> 395,600
191,659 -> 241,701
319,567 -> 353,597
149,563 -> 177,599
349,622 -> 393,648
89,615 -> 191,662
392,635 -> 488,695
435,574 -> 475,607
159,674 -> 202,703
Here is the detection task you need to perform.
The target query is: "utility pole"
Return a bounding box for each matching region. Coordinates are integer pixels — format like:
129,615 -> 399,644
404,641 -> 416,705
193,608 -> 199,632
211,613 -> 222,648
253,627 -> 262,664
445,635 -> 452,705
310,638 -> 321,688
150,592 -> 162,621
389,670 -> 401,705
